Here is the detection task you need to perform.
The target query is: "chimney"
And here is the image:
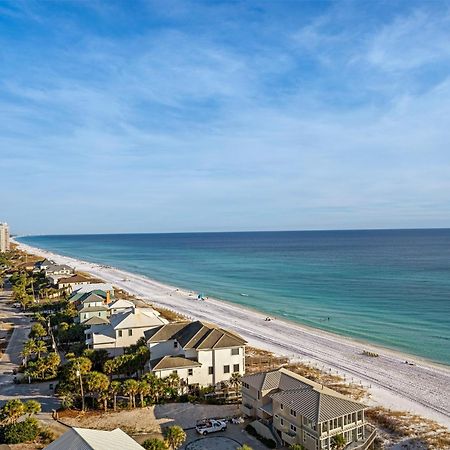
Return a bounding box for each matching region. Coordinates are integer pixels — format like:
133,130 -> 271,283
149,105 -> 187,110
106,291 -> 111,304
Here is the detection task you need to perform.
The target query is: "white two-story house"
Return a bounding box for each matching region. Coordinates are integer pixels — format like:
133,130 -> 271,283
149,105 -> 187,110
145,320 -> 246,388
85,307 -> 168,356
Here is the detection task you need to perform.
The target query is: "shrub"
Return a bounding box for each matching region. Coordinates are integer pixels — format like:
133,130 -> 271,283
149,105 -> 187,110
245,424 -> 276,448
39,427 -> 56,444
142,437 -> 167,449
2,417 -> 40,444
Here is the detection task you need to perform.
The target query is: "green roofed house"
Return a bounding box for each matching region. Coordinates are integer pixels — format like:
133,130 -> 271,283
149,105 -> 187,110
241,368 -> 376,450
145,320 -> 246,388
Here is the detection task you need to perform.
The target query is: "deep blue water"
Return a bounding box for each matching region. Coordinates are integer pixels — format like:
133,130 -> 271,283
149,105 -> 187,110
18,230 -> 450,365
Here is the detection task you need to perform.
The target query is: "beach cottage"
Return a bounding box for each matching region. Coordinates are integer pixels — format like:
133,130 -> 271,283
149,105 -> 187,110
241,368 -> 376,450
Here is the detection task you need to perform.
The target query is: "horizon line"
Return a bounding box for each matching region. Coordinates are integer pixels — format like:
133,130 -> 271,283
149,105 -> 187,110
13,226 -> 450,239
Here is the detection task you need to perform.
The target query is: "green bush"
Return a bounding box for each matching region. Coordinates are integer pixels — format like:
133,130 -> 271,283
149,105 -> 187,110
1,417 -> 40,444
245,424 -> 276,448
142,437 -> 167,449
39,427 -> 56,444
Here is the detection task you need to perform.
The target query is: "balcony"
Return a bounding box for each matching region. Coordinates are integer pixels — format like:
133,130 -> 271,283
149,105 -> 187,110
241,403 -> 254,417
345,425 -> 377,450
281,431 -> 297,446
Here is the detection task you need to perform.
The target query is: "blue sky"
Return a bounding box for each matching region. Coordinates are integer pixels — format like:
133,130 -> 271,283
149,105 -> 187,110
1,0 -> 450,235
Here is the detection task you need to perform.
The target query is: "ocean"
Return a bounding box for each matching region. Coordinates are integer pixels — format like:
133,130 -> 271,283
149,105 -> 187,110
18,229 -> 450,365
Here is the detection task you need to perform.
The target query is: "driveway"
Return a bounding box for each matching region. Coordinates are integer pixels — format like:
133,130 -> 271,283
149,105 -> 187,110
182,423 -> 269,450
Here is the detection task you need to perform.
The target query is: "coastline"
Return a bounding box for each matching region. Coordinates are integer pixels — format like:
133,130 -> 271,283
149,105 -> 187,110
14,239 -> 450,428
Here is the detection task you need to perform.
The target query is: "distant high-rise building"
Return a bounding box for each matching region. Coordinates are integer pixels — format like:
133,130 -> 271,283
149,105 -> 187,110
0,223 -> 10,253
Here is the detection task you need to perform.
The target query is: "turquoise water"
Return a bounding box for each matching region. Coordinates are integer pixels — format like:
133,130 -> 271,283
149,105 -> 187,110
18,230 -> 450,365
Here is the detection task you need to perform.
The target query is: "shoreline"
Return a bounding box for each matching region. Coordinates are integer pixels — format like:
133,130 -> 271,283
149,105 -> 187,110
14,239 -> 450,428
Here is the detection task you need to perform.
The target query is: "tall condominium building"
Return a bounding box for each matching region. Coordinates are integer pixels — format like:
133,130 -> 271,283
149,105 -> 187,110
0,223 -> 10,253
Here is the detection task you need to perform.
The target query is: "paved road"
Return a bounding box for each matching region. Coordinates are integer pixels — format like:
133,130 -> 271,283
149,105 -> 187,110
0,289 -> 30,375
0,288 -> 60,412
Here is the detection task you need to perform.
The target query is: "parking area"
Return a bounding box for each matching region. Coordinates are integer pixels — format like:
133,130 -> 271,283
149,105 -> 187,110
182,423 -> 269,450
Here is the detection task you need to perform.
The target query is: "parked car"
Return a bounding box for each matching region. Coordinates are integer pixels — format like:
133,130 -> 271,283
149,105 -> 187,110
195,419 -> 227,435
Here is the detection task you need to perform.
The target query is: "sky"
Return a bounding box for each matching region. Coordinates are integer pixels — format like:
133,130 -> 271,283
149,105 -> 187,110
1,0 -> 450,235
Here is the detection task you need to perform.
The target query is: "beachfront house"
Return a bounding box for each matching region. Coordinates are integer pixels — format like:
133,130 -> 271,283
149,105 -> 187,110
145,320 -> 246,388
241,368 -> 376,450
57,273 -> 92,291
85,307 -> 168,356
72,282 -> 115,297
69,289 -> 112,306
108,298 -> 135,315
44,263 -> 74,278
33,258 -> 54,273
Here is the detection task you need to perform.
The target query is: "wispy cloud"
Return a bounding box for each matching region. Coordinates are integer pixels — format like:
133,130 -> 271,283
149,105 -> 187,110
1,1 -> 450,233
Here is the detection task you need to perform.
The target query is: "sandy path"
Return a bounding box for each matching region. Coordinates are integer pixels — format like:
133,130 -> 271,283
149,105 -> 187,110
15,241 -> 450,428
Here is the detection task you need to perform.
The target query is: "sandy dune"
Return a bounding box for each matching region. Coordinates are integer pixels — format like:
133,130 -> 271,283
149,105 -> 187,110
16,240 -> 450,428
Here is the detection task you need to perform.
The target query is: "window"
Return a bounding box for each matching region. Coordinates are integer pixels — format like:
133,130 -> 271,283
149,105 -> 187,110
98,312 -> 101,316
231,348 -> 239,356
233,364 -> 239,373
280,403 -> 284,410
280,418 -> 284,426
224,365 -> 230,374
188,368 -> 193,376
290,409 -> 297,417
128,329 -> 133,336
208,366 -> 214,375
174,341 -> 178,348
242,382 -> 249,389
290,424 -> 297,432
118,330 -> 123,337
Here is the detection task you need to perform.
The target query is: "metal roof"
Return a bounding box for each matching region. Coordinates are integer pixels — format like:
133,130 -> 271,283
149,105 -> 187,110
44,427 -> 145,450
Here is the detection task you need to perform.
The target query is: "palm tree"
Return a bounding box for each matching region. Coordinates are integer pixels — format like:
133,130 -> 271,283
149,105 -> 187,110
84,371 -> 110,409
164,425 -> 186,450
34,340 -> 48,359
137,380 -> 150,408
229,372 -> 242,393
164,373 -> 180,399
122,379 -> 139,408
143,373 -> 161,404
109,381 -> 121,411
21,339 -> 37,363
331,433 -> 346,450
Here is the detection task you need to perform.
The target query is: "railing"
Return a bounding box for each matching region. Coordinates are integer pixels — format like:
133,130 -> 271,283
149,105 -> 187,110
281,431 -> 297,445
345,425 -> 377,450
241,404 -> 254,416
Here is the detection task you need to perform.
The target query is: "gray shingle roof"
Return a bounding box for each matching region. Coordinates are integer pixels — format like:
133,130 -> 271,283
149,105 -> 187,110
145,320 -> 246,350
84,316 -> 109,326
151,356 -> 202,371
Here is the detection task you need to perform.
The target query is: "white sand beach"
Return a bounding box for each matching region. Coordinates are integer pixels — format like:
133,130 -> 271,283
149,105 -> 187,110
15,240 -> 450,429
